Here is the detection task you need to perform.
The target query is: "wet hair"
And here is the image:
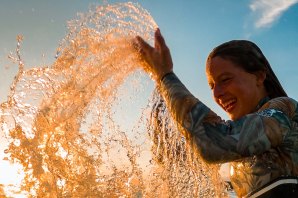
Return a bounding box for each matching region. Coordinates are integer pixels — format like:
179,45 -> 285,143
207,40 -> 287,98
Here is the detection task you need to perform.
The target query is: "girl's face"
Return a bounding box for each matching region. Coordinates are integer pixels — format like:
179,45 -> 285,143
206,56 -> 267,120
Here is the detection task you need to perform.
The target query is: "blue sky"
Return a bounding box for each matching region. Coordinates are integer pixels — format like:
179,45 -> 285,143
1,0 -> 298,119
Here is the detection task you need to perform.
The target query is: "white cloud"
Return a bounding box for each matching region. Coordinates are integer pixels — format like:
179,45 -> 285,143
250,0 -> 298,28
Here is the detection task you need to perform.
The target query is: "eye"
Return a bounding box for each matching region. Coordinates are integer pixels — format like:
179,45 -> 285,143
222,77 -> 232,83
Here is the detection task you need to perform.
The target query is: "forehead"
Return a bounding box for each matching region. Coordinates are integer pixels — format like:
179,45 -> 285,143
206,56 -> 244,80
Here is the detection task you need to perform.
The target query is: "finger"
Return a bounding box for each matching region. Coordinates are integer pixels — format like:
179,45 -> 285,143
154,28 -> 167,51
134,36 -> 154,55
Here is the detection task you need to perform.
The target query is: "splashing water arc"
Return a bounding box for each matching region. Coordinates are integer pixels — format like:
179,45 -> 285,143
0,2 -> 227,197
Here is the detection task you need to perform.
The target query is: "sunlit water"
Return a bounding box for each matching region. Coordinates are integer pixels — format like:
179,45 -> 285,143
0,2 -> 230,197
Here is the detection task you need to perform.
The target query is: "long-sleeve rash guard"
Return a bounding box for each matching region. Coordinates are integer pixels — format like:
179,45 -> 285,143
160,72 -> 298,197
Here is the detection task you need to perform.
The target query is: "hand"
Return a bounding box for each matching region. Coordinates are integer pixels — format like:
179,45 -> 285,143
134,28 -> 173,81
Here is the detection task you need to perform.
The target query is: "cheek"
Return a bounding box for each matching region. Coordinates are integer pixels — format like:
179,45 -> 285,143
228,82 -> 246,96
214,96 -> 221,105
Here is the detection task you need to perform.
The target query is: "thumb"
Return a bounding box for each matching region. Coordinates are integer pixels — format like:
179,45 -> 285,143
134,36 -> 154,55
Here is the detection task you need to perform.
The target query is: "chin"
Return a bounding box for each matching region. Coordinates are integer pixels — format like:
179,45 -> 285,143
230,112 -> 247,121
229,116 -> 236,121
227,114 -> 234,120
228,113 -> 239,121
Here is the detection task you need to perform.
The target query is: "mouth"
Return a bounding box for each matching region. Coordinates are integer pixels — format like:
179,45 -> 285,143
221,99 -> 237,112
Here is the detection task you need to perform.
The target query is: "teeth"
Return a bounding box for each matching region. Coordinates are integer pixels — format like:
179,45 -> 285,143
222,99 -> 236,109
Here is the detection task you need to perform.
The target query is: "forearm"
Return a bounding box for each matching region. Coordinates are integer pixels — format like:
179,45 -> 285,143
159,73 -> 240,162
160,72 -> 208,131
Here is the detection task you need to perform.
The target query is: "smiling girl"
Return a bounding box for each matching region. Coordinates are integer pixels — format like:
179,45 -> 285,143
135,29 -> 298,197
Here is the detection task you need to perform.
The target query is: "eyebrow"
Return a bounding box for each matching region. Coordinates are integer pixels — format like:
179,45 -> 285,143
210,72 -> 233,82
207,72 -> 234,88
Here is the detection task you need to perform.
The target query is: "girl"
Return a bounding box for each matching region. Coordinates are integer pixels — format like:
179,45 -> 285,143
134,29 -> 298,197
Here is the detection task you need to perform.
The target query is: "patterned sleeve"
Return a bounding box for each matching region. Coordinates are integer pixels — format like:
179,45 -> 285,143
160,73 -> 295,163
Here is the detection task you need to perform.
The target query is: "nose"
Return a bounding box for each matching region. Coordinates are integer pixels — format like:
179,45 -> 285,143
213,84 -> 225,99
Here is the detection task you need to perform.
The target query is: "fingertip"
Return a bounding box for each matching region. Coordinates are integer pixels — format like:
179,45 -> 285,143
136,36 -> 145,44
155,28 -> 161,36
132,36 -> 142,48
134,36 -> 140,43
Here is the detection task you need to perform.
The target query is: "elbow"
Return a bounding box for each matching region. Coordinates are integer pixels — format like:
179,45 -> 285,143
198,147 -> 240,164
203,158 -> 221,164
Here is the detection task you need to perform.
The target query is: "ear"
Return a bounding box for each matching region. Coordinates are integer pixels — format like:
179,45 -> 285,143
255,70 -> 266,86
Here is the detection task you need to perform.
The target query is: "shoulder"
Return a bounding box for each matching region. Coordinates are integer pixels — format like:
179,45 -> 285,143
258,97 -> 297,119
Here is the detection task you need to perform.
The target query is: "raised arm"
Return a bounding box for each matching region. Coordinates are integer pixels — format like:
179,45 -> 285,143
134,30 -> 294,164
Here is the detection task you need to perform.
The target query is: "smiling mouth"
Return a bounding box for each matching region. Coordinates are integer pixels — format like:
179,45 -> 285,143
221,99 -> 237,112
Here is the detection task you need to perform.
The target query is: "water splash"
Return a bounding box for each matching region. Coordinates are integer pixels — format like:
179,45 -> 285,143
0,2 -> 227,197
